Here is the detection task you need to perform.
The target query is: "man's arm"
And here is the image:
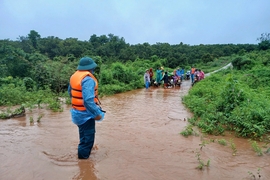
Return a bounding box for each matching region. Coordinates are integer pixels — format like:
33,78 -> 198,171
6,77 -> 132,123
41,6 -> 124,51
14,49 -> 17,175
68,84 -> 71,97
81,76 -> 101,118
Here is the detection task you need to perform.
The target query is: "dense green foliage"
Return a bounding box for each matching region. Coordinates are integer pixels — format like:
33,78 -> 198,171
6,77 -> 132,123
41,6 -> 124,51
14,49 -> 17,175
1,30 -> 259,72
0,57 -> 162,107
1,30 -> 256,99
183,50 -> 270,138
1,29 -> 270,139
0,76 -> 62,112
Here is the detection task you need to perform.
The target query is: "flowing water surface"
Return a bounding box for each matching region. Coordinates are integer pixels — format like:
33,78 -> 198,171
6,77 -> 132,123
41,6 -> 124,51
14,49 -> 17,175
1,80 -> 270,180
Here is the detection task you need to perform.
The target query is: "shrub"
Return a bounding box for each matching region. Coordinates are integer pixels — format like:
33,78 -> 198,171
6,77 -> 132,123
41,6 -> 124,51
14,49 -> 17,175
232,56 -> 255,70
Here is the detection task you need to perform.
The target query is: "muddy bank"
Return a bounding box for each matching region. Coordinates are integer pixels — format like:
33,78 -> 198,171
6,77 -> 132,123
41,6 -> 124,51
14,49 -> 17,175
0,80 -> 270,180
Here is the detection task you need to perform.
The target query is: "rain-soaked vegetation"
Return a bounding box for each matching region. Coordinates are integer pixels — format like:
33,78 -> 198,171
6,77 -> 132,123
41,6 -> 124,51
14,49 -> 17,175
183,49 -> 270,139
1,30 -> 270,140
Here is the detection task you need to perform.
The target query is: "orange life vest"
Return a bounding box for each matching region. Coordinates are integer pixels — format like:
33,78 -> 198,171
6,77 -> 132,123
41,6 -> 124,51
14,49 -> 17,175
191,68 -> 195,74
70,70 -> 99,111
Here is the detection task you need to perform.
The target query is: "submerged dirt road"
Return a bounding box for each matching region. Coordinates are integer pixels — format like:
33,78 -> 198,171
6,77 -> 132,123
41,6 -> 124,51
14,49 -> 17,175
1,80 -> 270,180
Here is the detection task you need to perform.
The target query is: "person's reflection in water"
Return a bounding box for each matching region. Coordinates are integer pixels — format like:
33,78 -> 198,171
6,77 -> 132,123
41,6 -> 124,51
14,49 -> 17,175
73,160 -> 97,180
162,89 -> 169,102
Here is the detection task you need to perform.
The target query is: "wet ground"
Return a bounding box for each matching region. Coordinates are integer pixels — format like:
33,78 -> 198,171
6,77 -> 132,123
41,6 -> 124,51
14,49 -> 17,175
0,80 -> 270,180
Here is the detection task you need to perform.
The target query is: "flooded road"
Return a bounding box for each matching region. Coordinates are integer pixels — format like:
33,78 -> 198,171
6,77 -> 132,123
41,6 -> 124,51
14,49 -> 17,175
1,80 -> 270,180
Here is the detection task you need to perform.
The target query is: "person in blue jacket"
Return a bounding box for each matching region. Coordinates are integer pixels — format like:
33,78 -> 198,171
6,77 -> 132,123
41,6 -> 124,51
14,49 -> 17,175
68,57 -> 105,159
176,68 -> 181,77
180,67 -> 185,81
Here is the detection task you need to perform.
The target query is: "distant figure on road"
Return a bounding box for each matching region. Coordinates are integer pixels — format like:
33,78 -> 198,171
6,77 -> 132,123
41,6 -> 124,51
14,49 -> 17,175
191,66 -> 196,83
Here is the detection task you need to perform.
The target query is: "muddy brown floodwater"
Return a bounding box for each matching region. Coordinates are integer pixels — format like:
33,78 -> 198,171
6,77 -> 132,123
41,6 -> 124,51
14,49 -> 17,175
1,80 -> 270,180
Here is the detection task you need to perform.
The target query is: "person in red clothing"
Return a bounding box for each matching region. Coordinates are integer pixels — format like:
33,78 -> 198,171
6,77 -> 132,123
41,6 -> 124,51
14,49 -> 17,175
149,68 -> 154,85
199,69 -> 205,80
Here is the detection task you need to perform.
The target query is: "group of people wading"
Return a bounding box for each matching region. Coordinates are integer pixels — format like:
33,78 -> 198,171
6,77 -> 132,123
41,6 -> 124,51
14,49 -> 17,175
144,66 -> 205,89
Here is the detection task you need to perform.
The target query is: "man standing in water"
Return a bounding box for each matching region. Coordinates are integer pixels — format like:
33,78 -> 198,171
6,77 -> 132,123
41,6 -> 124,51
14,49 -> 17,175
68,57 -> 105,159
156,67 -> 162,86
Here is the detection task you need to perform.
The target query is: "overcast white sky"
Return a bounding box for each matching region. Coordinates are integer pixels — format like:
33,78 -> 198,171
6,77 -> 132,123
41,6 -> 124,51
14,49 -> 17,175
0,0 -> 269,45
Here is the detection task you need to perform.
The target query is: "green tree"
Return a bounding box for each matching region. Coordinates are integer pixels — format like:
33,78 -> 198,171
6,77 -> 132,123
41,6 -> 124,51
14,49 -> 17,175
28,30 -> 41,49
38,36 -> 63,59
61,38 -> 85,58
201,53 -> 214,63
257,33 -> 270,50
17,36 -> 32,53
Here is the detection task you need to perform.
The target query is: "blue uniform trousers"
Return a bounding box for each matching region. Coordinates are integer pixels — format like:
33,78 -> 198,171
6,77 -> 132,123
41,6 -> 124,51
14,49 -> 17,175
191,74 -> 194,83
77,119 -> 96,159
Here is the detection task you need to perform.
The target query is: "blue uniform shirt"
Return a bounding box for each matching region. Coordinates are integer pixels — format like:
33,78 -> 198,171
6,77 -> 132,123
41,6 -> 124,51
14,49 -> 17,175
176,70 -> 181,76
68,76 -> 102,125
180,69 -> 185,75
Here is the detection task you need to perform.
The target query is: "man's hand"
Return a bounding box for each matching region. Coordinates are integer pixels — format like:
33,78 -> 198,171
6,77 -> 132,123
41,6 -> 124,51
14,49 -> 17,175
94,112 -> 105,121
94,115 -> 102,120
